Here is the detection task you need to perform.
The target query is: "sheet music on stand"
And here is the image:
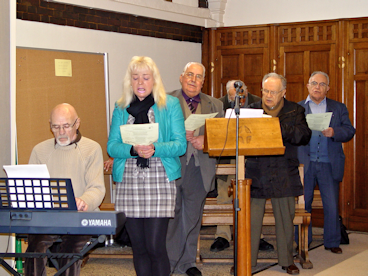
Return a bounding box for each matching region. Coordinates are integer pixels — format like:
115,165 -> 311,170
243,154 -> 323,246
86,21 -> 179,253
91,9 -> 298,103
2,165 -> 77,211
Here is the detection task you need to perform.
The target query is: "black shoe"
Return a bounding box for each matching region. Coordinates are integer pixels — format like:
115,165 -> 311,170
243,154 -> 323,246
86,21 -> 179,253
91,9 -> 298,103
210,237 -> 230,252
282,263 -> 300,275
259,238 -> 274,251
186,267 -> 202,276
325,247 -> 343,254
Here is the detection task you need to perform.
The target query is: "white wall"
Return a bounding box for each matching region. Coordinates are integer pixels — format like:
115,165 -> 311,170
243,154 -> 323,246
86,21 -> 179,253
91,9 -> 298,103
224,0 -> 368,26
16,20 -> 201,116
1,1 -> 16,274
1,0 -> 13,176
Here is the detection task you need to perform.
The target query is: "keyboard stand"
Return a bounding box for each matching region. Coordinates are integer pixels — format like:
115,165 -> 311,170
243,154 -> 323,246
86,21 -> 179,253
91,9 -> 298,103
0,235 -> 106,276
0,178 -> 126,276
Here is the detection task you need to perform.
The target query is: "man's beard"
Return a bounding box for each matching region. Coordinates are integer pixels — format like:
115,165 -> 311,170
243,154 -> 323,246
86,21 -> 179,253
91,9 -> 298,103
56,135 -> 70,146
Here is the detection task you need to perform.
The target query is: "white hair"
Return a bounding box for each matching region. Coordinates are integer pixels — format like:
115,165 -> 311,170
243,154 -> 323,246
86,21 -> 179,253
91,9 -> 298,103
226,80 -> 247,92
181,62 -> 206,79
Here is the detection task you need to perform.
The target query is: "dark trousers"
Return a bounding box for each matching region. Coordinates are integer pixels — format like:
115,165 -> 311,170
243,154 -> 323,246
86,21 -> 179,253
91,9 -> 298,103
304,161 -> 340,247
251,197 -> 295,267
125,217 -> 170,276
166,157 -> 208,273
24,234 -> 91,276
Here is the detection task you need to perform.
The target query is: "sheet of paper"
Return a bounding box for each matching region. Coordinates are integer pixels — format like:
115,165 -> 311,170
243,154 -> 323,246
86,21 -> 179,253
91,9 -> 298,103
3,164 -> 51,208
185,112 -> 218,131
225,108 -> 264,118
306,112 -> 332,131
120,123 -> 159,145
55,59 -> 72,77
3,164 -> 50,178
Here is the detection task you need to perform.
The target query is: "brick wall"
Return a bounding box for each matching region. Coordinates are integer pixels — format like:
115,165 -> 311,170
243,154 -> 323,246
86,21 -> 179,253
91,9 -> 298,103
16,0 -> 203,43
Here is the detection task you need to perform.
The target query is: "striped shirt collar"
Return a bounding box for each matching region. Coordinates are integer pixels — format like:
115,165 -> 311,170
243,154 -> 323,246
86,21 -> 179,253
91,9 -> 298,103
182,89 -> 201,104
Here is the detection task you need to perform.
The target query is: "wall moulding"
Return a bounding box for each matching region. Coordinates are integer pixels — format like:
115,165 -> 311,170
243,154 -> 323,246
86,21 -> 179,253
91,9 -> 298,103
47,0 -> 220,27
207,0 -> 227,27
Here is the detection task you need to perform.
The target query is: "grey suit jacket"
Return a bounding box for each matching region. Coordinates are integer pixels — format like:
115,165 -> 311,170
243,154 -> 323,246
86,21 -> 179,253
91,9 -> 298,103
168,89 -> 224,192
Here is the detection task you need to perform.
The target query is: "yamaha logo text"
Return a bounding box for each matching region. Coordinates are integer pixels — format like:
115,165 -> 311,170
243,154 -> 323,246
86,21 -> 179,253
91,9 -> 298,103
81,219 -> 112,227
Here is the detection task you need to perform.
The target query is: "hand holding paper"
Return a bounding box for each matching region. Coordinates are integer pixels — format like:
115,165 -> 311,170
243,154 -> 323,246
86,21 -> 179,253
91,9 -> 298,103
306,112 -> 332,131
322,127 -> 335,138
120,123 -> 158,145
184,112 -> 218,131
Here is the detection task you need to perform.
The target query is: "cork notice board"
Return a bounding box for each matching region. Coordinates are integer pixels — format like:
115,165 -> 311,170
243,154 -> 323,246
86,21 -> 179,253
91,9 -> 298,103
16,47 -> 112,202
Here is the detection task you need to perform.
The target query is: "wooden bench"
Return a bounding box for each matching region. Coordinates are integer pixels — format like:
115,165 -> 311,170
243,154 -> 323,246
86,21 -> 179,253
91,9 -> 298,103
196,164 -> 314,269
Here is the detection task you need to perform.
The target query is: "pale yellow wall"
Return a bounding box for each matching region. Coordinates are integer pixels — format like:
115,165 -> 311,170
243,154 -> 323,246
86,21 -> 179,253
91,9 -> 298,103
16,20 -> 202,120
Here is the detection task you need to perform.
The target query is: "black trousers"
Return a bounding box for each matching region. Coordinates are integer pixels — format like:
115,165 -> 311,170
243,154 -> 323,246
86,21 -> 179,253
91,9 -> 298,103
24,234 -> 91,276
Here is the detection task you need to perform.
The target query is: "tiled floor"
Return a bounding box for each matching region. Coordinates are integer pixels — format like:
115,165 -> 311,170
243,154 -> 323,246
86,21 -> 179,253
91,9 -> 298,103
44,226 -> 328,275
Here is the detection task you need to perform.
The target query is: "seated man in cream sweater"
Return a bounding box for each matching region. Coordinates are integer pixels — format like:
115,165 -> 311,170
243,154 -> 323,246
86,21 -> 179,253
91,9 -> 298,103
24,103 -> 106,276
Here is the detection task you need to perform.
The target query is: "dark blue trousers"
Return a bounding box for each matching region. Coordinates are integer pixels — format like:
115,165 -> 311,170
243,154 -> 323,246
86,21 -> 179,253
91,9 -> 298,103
303,161 -> 341,248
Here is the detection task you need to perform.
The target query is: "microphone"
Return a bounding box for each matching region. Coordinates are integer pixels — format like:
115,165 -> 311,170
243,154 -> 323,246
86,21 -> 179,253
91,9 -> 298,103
233,81 -> 243,115
234,81 -> 243,89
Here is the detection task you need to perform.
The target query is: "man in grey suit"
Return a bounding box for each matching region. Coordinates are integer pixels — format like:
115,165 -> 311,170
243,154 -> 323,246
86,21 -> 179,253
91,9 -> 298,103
297,71 -> 355,254
166,62 -> 224,276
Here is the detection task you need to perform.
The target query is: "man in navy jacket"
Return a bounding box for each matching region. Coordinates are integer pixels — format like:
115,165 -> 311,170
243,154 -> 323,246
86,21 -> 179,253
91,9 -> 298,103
297,71 -> 355,254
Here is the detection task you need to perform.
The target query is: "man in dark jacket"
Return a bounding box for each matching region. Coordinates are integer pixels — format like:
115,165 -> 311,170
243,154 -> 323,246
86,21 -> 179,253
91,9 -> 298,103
248,73 -> 311,275
219,80 -> 261,110
211,80 -> 273,253
297,71 -> 355,254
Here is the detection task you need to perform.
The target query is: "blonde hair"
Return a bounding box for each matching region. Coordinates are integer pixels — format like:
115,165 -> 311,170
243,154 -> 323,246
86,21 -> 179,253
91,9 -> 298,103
117,56 -> 166,109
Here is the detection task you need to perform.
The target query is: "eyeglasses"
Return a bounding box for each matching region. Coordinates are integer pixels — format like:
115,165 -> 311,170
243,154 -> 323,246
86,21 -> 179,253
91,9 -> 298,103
184,72 -> 204,81
50,118 -> 78,132
261,89 -> 284,96
309,81 -> 328,88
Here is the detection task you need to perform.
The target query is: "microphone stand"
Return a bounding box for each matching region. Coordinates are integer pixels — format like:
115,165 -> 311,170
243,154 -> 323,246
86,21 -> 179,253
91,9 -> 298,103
233,89 -> 241,276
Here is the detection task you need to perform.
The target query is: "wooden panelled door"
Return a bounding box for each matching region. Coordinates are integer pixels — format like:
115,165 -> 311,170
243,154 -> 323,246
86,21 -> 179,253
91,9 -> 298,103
277,21 -> 341,227
278,22 -> 339,103
207,26 -> 271,99
203,18 -> 368,232
345,19 -> 368,231
216,48 -> 269,99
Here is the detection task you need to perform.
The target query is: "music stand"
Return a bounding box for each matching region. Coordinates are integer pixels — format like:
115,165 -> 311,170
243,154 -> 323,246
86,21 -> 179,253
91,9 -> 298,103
0,178 -> 125,276
0,178 -> 77,211
204,117 -> 285,276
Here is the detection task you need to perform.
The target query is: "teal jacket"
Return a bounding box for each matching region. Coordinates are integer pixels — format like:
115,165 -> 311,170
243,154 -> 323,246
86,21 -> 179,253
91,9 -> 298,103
107,95 -> 187,182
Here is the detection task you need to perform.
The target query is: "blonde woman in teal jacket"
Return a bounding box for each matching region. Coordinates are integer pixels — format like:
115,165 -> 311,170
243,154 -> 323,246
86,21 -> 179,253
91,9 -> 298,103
107,56 -> 186,276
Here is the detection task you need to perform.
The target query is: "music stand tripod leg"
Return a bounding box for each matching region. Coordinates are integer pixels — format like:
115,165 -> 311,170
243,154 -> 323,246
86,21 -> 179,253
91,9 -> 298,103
0,258 -> 21,276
